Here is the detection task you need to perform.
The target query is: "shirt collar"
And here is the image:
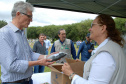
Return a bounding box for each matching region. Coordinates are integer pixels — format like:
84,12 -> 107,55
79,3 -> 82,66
8,22 -> 22,33
85,40 -> 90,44
59,39 -> 66,44
93,38 -> 110,54
39,41 -> 44,44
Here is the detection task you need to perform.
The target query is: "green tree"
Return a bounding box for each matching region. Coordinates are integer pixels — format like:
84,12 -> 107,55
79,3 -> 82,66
27,27 -> 38,39
0,20 -> 7,28
77,19 -> 93,41
114,17 -> 126,34
27,19 -> 93,41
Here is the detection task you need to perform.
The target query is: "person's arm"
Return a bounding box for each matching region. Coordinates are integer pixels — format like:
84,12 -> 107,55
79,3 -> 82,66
71,40 -> 76,59
48,40 -> 51,51
88,50 -> 93,53
48,47 -> 51,52
0,36 -> 29,74
33,42 -> 37,52
51,43 -> 55,53
88,43 -> 94,53
0,35 -> 54,74
28,59 -> 53,67
71,52 -> 116,84
29,51 -> 59,67
76,42 -> 83,59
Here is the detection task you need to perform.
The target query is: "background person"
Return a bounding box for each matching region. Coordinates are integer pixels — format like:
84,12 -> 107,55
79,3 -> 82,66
76,40 -> 81,48
44,35 -> 51,55
33,33 -> 46,73
62,14 -> 126,84
0,1 -> 55,84
77,33 -> 94,61
51,29 -> 76,63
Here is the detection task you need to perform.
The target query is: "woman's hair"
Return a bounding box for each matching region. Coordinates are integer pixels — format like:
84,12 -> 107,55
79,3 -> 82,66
96,14 -> 125,47
11,1 -> 34,19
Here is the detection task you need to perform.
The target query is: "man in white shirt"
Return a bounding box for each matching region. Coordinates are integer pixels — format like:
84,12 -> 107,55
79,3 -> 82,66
44,35 -> 51,55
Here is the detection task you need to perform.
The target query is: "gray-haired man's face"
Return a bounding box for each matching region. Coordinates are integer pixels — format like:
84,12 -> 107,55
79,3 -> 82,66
58,30 -> 66,42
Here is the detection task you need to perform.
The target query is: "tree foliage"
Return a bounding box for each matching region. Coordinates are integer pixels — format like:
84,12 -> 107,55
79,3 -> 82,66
27,19 -> 93,42
1,17 -> 125,42
27,18 -> 126,42
0,20 -> 7,29
114,17 -> 126,34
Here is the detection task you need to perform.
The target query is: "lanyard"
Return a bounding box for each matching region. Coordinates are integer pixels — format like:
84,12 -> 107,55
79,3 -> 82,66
60,40 -> 69,49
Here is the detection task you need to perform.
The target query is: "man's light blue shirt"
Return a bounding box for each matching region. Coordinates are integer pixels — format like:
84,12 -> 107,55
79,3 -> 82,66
0,22 -> 40,82
44,39 -> 51,49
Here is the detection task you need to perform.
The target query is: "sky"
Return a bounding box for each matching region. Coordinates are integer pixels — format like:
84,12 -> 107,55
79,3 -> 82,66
0,0 -> 97,27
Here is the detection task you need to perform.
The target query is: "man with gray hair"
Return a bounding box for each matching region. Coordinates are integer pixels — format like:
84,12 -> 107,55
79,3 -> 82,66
51,29 -> 76,63
0,1 -> 55,84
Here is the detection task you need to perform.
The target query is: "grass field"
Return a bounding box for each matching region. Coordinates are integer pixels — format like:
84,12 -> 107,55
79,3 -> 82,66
0,42 -> 97,83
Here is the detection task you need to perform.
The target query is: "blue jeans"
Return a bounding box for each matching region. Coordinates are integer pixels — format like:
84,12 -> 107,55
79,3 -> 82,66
34,65 -> 45,73
2,79 -> 33,84
46,49 -> 48,55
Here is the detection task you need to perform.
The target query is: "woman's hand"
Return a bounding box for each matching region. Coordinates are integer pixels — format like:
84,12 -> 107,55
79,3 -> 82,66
75,59 -> 81,62
62,63 -> 74,76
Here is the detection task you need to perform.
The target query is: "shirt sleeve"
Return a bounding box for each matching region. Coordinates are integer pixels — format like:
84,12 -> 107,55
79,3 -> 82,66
92,44 -> 94,50
71,40 -> 76,59
30,47 -> 40,61
0,36 -> 28,73
76,42 -> 83,59
49,40 -> 51,47
27,41 -> 40,61
33,42 -> 37,52
90,43 -> 94,50
72,52 -> 116,84
51,43 -> 55,53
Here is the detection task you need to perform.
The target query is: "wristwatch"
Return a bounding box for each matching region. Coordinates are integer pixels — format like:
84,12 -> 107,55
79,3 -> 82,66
69,72 -> 75,80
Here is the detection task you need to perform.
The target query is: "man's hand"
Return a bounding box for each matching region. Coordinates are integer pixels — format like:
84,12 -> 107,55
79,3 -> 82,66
88,49 -> 93,53
38,52 -> 59,60
37,59 -> 55,66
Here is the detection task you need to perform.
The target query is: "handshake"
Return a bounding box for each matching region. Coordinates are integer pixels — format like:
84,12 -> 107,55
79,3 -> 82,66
47,52 -> 67,62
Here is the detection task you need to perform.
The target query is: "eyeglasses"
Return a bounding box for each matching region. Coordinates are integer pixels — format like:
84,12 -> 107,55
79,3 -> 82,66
21,13 -> 32,19
91,23 -> 102,28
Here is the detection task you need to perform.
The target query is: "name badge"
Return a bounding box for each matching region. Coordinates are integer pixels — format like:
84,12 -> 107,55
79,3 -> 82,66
65,45 -> 69,49
61,46 -> 64,49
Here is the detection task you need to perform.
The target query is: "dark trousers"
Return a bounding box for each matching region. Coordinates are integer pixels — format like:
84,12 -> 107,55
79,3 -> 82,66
2,79 -> 33,84
46,49 -> 48,55
34,65 -> 45,73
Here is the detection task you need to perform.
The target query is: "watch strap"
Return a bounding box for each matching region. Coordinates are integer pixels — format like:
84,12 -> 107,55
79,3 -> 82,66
44,55 -> 47,59
69,72 -> 75,80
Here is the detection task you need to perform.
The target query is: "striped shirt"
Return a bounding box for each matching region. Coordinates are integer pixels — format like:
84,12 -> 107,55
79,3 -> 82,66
0,22 -> 40,82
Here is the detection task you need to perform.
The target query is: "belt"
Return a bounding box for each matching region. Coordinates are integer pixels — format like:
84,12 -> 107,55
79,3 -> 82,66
3,77 -> 31,83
